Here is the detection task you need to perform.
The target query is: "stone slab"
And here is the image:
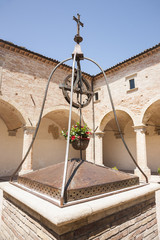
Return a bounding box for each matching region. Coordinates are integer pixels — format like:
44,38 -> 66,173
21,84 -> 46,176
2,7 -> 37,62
0,182 -> 160,235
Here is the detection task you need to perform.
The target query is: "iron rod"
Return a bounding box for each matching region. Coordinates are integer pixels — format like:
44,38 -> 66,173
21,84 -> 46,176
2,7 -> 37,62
80,108 -> 82,159
78,60 -> 83,160
10,57 -> 72,181
146,123 -> 160,128
60,54 -> 76,205
91,78 -> 95,163
84,57 -> 148,183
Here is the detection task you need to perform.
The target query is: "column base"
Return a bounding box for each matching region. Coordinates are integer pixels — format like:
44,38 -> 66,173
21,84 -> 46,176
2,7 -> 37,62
95,159 -> 104,166
134,167 -> 151,182
19,169 -> 33,176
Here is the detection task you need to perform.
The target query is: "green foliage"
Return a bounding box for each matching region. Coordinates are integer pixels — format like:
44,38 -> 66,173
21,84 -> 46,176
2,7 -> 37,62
61,122 -> 91,142
157,168 -> 160,175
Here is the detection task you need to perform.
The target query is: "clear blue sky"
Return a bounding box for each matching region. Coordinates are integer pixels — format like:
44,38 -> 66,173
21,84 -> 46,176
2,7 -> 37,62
0,0 -> 160,75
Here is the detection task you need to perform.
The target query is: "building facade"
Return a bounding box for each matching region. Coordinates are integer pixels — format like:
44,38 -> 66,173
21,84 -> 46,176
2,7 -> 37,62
0,39 -> 160,180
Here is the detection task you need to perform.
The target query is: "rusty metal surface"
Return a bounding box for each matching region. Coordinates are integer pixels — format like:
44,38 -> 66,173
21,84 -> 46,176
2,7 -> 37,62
18,160 -> 138,191
60,69 -> 93,109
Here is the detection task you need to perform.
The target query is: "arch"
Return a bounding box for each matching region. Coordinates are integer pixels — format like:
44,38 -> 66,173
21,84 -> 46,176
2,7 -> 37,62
99,107 -> 135,132
43,105 -> 84,130
102,109 -> 136,171
140,96 -> 160,124
0,98 -> 26,130
33,106 -> 82,170
140,98 -> 160,173
0,99 -> 25,177
143,100 -> 160,126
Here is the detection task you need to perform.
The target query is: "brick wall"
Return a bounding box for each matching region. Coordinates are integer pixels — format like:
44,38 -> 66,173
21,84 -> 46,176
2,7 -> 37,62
0,192 -> 159,240
0,46 -> 93,127
1,193 -> 58,240
71,196 -> 158,240
1,42 -> 160,176
94,50 -> 160,127
0,45 -> 93,176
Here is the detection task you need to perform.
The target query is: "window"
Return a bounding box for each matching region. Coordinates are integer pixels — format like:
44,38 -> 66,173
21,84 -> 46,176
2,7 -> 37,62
93,88 -> 101,103
125,73 -> 138,93
129,79 -> 135,89
94,92 -> 99,101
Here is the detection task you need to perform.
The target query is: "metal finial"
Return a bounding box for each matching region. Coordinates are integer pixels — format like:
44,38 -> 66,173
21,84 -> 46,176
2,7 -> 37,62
73,13 -> 84,43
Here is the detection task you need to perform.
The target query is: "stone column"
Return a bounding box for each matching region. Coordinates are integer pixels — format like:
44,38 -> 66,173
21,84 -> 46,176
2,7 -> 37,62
133,125 -> 151,181
94,131 -> 105,166
19,126 -> 35,175
86,134 -> 94,163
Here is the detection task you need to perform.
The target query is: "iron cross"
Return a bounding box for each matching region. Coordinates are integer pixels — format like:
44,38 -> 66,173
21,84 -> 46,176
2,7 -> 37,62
73,14 -> 84,36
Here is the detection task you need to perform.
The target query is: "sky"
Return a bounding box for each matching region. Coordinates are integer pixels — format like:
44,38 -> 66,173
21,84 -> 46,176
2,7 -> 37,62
0,0 -> 160,75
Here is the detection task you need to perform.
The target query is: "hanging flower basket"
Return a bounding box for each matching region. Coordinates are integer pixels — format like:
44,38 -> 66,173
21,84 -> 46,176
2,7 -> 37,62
72,138 -> 90,150
61,122 -> 91,150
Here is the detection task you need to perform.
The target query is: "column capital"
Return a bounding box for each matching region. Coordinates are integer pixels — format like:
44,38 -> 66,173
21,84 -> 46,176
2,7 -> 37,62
133,125 -> 147,133
23,126 -> 36,135
95,131 -> 105,138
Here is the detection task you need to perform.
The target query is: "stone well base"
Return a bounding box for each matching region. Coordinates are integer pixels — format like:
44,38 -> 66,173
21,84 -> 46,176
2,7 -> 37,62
0,183 -> 160,240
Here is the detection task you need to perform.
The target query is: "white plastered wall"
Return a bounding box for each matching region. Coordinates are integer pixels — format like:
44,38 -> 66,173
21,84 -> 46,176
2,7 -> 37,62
103,121 -> 136,171
146,135 -> 160,173
32,118 -> 81,170
0,118 -> 23,177
141,99 -> 160,173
